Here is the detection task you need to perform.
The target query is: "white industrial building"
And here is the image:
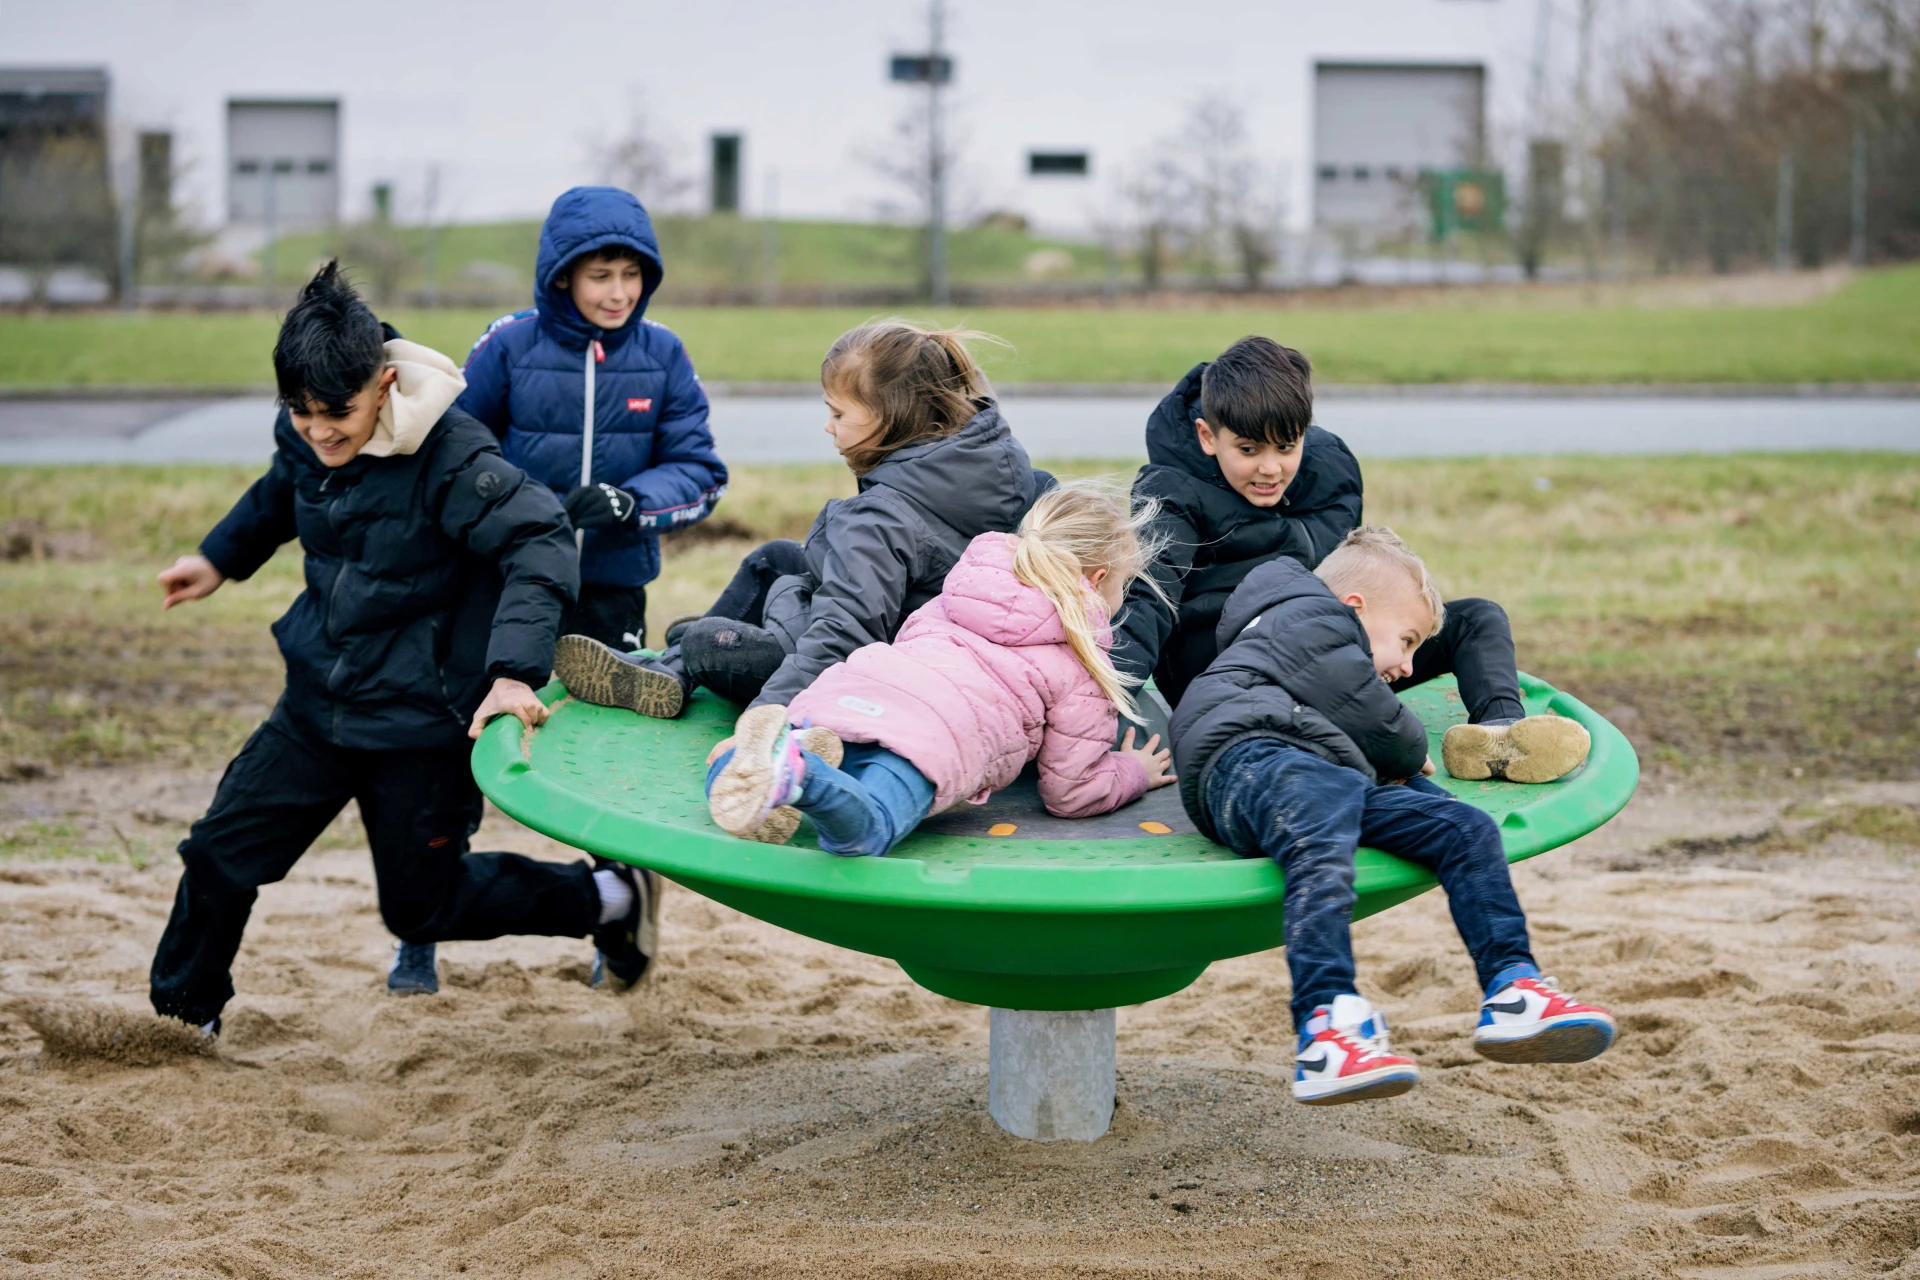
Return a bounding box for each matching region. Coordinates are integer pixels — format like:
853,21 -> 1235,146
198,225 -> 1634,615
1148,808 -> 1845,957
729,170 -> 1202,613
1,0 -> 1624,241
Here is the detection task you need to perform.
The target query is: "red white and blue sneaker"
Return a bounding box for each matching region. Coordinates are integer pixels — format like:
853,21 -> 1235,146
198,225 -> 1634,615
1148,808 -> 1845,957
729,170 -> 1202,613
1293,994 -> 1421,1106
1473,968 -> 1616,1064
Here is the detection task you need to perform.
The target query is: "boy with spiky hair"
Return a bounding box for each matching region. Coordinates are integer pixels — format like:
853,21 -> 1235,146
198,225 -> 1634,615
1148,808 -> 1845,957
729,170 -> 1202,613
1112,335 -> 1589,785
149,263 -> 659,1035
458,186 -> 727,662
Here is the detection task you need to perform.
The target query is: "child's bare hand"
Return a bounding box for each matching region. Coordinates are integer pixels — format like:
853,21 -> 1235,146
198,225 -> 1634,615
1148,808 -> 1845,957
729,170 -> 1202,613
1420,755 -> 1436,777
1119,727 -> 1177,789
158,555 -> 225,610
468,678 -> 549,740
706,736 -> 736,765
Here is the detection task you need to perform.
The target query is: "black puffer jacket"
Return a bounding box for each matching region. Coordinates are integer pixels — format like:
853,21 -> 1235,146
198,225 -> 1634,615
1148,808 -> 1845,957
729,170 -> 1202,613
200,407 -> 578,751
1170,557 -> 1428,842
1110,363 -> 1364,709
752,401 -> 1050,708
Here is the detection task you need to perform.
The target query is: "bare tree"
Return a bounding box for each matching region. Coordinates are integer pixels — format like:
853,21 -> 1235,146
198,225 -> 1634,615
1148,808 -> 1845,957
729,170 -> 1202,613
1125,97 -> 1280,291
594,101 -> 693,210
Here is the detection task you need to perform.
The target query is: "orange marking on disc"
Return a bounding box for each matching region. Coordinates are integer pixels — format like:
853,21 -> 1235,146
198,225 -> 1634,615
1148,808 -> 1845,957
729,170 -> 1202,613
1138,821 -> 1173,835
988,823 -> 1018,837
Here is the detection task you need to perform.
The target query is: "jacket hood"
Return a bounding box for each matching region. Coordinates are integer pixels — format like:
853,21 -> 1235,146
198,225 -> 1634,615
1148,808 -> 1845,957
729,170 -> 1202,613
941,531 -> 1114,650
863,401 -> 1034,534
1144,362 -> 1220,484
360,339 -> 466,459
1215,556 -> 1339,650
533,186 -> 665,349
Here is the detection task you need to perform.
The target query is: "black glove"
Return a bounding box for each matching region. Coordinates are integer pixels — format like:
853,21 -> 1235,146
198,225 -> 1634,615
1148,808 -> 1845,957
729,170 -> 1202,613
562,483 -> 638,531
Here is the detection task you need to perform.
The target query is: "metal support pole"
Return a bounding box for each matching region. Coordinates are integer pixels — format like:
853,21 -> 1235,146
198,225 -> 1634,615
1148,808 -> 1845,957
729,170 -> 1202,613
987,1008 -> 1116,1142
1774,152 -> 1794,272
926,0 -> 949,305
1850,130 -> 1867,268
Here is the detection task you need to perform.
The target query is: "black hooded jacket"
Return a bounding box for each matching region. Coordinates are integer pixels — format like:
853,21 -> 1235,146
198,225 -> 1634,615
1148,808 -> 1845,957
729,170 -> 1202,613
1170,557 -> 1429,842
199,406 -> 578,752
1110,363 -> 1364,708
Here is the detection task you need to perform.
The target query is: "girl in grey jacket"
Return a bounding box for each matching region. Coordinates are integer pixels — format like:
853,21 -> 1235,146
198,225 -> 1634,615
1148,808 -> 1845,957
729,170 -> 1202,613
556,321 -> 1051,717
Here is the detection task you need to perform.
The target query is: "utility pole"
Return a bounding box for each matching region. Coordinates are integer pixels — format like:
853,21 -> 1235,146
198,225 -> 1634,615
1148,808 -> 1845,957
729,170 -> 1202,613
1849,129 -> 1867,267
1774,151 -> 1794,272
1573,0 -> 1598,281
926,0 -> 949,305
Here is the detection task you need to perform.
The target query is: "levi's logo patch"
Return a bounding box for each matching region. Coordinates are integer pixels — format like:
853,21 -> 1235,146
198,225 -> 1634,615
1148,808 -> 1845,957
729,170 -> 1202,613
837,695 -> 885,718
627,398 -> 652,412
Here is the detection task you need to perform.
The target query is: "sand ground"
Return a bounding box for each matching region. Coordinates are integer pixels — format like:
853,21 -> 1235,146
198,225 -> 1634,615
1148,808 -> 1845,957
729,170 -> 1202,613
1,766 -> 1916,1279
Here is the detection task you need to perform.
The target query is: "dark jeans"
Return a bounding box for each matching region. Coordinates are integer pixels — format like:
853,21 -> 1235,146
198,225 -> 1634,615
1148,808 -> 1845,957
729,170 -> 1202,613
705,743 -> 936,857
1391,597 -> 1527,725
1206,738 -> 1535,1032
150,705 -> 598,1026
563,584 -> 648,652
706,539 -> 809,628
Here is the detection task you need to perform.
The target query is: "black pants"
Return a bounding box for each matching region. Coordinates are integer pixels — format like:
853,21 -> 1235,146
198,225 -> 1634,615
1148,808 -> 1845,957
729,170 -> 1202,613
1391,597 -> 1527,724
667,540 -> 809,704
705,539 -> 808,627
564,584 -> 648,652
150,705 -> 598,1026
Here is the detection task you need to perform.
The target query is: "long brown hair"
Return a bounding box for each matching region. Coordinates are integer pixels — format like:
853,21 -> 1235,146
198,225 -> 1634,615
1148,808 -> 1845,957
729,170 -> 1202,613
821,319 -> 999,474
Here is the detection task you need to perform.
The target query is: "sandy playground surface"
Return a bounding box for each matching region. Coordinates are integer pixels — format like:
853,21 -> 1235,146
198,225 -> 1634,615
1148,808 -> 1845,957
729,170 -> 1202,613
0,765 -> 1916,1279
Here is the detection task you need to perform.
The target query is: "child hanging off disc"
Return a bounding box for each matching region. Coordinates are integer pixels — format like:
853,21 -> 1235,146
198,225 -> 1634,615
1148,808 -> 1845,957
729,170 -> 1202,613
553,319 -> 1051,719
149,264 -> 660,1035
704,482 -> 1178,854
1171,527 -> 1614,1107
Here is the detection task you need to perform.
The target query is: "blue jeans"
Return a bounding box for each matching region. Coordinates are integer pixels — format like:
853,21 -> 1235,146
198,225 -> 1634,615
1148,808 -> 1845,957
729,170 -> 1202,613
707,743 -> 935,858
1206,738 -> 1536,1032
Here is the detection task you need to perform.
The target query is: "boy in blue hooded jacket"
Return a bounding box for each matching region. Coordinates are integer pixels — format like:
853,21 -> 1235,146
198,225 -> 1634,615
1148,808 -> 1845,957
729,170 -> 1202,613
458,187 -> 728,651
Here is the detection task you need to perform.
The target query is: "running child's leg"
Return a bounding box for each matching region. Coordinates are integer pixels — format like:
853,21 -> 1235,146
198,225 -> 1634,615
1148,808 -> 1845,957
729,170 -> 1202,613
149,713 -> 355,1031
1360,776 -> 1614,1062
1204,739 -> 1420,1105
354,747 -> 659,989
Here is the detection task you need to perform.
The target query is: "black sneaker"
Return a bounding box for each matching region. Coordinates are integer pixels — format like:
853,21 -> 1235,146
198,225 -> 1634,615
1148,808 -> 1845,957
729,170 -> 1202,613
679,617 -> 788,705
554,634 -> 690,719
388,941 -> 439,995
590,860 -> 661,992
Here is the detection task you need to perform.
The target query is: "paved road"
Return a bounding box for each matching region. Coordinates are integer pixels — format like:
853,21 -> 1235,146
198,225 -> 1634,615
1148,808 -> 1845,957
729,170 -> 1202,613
1,393 -> 1915,466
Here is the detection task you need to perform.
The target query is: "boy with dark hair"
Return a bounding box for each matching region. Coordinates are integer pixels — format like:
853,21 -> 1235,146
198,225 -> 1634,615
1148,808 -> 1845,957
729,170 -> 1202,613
150,263 -> 659,1035
1171,527 -> 1613,1106
458,186 -> 727,657
1112,335 -> 1589,785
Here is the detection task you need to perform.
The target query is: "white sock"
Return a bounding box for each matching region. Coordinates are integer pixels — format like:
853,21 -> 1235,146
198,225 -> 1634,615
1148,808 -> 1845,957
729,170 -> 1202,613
594,867 -> 634,925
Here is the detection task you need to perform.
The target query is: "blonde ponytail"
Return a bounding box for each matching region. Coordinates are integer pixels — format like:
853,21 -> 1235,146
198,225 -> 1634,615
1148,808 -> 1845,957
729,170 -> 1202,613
1012,480 -> 1169,724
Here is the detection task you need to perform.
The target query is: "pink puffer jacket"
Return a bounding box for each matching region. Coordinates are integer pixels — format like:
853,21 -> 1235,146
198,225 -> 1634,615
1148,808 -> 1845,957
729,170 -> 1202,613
786,532 -> 1150,817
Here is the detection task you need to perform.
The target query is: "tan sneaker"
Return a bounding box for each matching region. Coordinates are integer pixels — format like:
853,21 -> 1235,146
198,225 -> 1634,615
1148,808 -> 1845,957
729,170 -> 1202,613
741,726 -> 843,844
1442,715 -> 1590,784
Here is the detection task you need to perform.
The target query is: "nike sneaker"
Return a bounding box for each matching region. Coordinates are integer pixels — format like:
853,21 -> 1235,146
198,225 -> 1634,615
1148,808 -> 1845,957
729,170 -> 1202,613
1293,993 -> 1421,1106
1474,973 -> 1615,1063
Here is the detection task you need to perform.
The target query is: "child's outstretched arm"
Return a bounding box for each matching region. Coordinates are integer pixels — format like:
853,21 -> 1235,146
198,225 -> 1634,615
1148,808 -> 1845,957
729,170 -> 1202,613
1033,689 -> 1170,819
616,340 -> 728,535
166,411 -> 303,606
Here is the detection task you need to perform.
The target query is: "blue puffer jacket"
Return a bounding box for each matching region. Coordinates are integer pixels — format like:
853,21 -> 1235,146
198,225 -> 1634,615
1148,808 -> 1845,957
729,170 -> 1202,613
457,186 -> 727,588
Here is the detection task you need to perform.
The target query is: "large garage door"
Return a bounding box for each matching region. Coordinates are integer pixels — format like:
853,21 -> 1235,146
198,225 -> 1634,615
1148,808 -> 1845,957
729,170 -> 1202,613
227,100 -> 339,228
1314,63 -> 1484,229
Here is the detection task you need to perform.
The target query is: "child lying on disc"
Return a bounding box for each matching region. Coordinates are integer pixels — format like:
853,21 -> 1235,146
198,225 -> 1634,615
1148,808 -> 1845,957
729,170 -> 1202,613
704,482 -> 1177,854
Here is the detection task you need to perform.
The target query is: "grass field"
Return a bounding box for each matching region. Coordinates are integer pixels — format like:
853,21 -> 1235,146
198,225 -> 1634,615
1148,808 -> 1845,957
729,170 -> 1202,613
2,455 -> 1914,815
5,265 -> 1920,389
259,213 -> 1110,296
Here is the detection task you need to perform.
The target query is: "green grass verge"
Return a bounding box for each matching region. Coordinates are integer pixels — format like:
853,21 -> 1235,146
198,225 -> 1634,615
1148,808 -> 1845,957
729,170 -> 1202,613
6,266 -> 1920,388
3,455 -> 1914,795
